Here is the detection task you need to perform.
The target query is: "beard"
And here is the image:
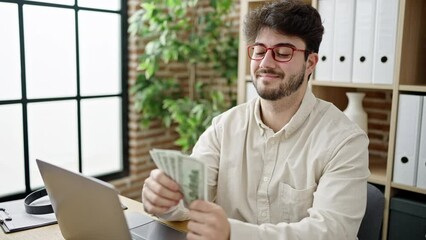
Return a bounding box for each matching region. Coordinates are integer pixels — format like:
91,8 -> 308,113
252,66 -> 305,101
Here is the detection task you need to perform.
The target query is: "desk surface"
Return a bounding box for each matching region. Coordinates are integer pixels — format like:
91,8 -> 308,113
0,196 -> 188,240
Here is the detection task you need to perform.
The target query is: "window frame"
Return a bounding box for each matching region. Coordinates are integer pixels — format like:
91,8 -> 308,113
0,0 -> 129,202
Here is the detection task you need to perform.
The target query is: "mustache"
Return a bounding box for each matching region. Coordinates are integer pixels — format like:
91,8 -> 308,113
255,69 -> 284,78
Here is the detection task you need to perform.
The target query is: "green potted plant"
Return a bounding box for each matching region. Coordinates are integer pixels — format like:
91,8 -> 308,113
129,0 -> 238,152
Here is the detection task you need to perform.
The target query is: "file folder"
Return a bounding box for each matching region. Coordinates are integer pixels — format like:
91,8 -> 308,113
315,0 -> 335,81
331,0 -> 355,83
372,0 -> 399,84
393,94 -> 422,186
352,0 -> 377,84
417,96 -> 426,189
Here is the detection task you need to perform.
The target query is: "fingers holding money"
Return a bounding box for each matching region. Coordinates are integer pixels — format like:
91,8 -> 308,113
187,200 -> 230,240
150,168 -> 181,192
142,169 -> 183,215
149,149 -> 208,207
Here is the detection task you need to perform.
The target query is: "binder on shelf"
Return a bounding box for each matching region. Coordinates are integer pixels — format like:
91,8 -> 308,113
417,96 -> 426,189
315,0 -> 335,81
331,0 -> 355,83
352,0 -> 377,84
372,0 -> 399,85
393,94 -> 423,186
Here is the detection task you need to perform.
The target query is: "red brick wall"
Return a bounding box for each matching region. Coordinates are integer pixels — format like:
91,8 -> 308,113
365,90 -> 392,162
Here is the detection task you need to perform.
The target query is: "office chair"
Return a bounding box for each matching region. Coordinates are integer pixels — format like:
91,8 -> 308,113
357,183 -> 385,240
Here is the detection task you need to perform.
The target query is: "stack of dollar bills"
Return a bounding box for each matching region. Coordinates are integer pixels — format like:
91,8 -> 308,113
149,148 -> 208,207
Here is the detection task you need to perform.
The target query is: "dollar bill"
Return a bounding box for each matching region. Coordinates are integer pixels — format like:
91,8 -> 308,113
157,151 -> 173,178
149,150 -> 164,171
150,149 -> 179,179
149,148 -> 207,206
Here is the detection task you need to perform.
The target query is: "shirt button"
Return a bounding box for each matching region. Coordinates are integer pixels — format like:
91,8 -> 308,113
263,177 -> 268,182
261,212 -> 267,217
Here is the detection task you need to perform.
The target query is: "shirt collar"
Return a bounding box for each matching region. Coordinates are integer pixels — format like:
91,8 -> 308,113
254,86 -> 317,137
254,98 -> 266,136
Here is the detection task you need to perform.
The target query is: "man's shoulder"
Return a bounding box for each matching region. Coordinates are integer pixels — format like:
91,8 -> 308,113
312,98 -> 366,137
213,98 -> 256,124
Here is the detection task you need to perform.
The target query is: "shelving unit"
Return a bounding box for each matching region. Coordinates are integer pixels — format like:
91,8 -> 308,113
237,0 -> 426,239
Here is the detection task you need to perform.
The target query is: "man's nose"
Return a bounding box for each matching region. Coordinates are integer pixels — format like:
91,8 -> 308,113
259,49 -> 276,68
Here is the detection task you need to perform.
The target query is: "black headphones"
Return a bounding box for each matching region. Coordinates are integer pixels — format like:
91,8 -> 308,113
24,188 -> 54,215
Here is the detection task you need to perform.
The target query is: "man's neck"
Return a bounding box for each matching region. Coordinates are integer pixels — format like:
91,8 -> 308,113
259,85 -> 307,132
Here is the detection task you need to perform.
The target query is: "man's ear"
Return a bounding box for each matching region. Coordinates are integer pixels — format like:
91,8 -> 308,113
305,52 -> 318,76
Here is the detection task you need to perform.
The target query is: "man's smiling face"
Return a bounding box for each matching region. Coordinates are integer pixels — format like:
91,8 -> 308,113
250,28 -> 309,101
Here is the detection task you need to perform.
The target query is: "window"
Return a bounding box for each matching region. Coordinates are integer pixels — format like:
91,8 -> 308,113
0,0 -> 128,201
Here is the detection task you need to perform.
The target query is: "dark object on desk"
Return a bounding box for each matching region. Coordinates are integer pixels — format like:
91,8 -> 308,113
24,188 -> 54,215
388,196 -> 426,240
357,183 -> 385,240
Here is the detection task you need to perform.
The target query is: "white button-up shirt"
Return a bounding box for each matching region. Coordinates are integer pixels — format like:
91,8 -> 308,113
161,87 -> 370,239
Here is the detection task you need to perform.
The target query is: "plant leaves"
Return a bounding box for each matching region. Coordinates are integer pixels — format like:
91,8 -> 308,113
129,0 -> 238,151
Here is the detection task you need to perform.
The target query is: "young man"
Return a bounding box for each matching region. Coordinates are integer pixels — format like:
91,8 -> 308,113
142,0 -> 370,239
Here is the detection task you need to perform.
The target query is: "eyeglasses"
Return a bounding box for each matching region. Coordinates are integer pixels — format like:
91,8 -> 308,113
247,44 -> 308,63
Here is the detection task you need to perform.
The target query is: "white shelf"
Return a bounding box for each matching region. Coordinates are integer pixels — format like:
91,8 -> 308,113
399,84 -> 426,92
311,80 -> 393,90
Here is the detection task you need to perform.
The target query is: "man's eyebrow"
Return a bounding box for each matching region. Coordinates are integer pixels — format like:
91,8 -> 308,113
275,43 -> 297,48
253,42 -> 297,48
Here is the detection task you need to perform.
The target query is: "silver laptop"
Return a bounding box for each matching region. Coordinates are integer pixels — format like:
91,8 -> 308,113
36,159 -> 186,240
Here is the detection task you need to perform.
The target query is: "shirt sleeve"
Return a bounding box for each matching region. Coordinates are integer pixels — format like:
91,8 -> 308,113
229,131 -> 370,240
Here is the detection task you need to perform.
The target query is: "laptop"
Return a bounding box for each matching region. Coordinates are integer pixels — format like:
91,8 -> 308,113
36,159 -> 187,240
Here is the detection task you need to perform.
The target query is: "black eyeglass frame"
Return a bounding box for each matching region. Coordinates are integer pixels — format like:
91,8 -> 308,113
247,44 -> 310,63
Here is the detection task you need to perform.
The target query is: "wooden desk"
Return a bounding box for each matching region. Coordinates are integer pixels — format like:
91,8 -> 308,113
0,196 -> 188,240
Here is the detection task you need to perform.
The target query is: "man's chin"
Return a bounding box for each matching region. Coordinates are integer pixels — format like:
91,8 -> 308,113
256,89 -> 282,101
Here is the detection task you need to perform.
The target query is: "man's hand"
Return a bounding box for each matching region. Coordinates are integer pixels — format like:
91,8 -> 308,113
187,200 -> 230,240
141,169 -> 183,215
